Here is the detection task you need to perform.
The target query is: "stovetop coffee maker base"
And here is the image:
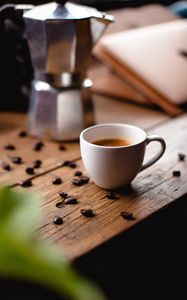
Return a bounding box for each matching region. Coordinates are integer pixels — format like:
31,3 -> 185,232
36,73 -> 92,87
27,80 -> 94,142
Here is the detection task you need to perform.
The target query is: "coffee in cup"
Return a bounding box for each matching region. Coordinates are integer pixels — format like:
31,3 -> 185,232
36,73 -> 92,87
92,138 -> 132,147
80,123 -> 166,190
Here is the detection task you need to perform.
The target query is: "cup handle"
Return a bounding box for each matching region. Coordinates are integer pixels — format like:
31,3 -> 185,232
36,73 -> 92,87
140,135 -> 166,172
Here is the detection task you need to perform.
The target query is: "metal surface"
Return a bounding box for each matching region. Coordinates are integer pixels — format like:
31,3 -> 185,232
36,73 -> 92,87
28,79 -> 94,141
23,1 -> 113,141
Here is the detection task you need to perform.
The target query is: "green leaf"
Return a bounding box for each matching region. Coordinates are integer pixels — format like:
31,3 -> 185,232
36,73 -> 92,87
0,188 -> 106,300
0,188 -> 39,240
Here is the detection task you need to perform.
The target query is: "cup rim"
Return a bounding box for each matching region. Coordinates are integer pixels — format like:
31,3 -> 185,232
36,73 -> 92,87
80,123 -> 146,149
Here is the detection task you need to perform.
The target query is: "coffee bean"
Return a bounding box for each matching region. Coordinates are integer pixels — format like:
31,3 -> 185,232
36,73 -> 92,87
74,170 -> 82,177
120,211 -> 134,220
11,156 -> 22,164
4,144 -> 15,150
59,191 -> 68,198
53,216 -> 63,225
62,160 -> 71,166
25,167 -> 35,175
52,176 -> 62,185
64,197 -> 78,205
56,202 -> 64,208
20,179 -> 32,187
62,160 -> 77,168
33,142 -> 44,151
172,170 -> 181,177
106,192 -> 120,200
80,208 -> 95,217
18,130 -> 27,137
1,162 -> 11,171
33,159 -> 42,168
59,144 -> 66,151
72,178 -> 82,186
69,162 -> 77,168
178,153 -> 185,161
80,176 -> 90,184
72,176 -> 90,186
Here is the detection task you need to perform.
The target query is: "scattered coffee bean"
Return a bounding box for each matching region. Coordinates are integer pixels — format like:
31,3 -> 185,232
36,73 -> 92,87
53,216 -> 63,225
56,202 -> 64,208
62,160 -> 71,166
25,167 -> 35,175
120,211 -> 134,220
59,144 -> 66,151
106,192 -> 120,200
33,142 -> 44,151
80,176 -> 90,184
178,153 -> 185,161
62,160 -> 77,168
59,191 -> 68,198
69,162 -> 77,168
18,130 -> 27,137
80,208 -> 95,217
64,197 -> 78,205
4,144 -> 15,150
172,170 -> 181,177
72,176 -> 90,186
11,156 -> 22,164
52,176 -> 62,185
1,162 -> 11,171
74,170 -> 82,177
33,159 -> 42,168
72,178 -> 82,186
20,179 -> 32,187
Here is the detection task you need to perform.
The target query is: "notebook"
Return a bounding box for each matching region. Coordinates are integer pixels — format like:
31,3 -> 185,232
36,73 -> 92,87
93,19 -> 187,115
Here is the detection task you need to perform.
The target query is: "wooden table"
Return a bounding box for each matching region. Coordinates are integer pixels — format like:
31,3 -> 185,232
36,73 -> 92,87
1,5 -> 187,300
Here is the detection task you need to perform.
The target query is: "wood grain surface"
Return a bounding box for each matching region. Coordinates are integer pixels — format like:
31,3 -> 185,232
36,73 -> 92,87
0,106 -> 186,260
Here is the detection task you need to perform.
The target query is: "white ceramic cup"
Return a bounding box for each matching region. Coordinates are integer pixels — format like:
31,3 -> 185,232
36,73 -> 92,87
80,123 -> 166,190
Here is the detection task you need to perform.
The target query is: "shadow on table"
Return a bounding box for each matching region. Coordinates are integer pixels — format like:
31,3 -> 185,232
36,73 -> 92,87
75,193 -> 187,300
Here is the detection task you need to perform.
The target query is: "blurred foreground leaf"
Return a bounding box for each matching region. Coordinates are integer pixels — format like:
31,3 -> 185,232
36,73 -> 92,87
0,188 -> 106,300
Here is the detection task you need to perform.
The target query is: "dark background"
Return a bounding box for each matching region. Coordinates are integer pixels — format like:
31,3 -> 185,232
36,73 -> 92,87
0,1 -> 179,9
